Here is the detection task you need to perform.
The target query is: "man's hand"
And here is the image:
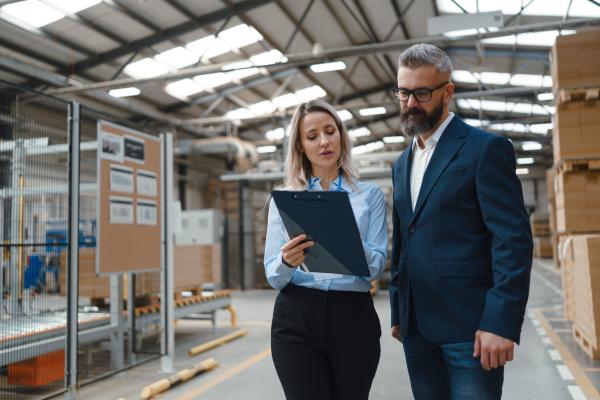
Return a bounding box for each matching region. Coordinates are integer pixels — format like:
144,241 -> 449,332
391,325 -> 402,343
473,330 -> 514,371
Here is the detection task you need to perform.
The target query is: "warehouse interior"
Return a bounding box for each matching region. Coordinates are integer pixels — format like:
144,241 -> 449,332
0,0 -> 599,399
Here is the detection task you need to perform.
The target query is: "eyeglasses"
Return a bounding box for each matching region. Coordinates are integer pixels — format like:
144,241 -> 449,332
392,82 -> 450,102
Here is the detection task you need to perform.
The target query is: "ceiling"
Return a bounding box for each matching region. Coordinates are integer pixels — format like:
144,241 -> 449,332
0,0 -> 599,170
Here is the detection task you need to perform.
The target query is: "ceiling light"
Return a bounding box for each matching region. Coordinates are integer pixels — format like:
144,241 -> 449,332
186,36 -> 230,59
165,79 -> 203,98
348,127 -> 371,138
219,24 -> 263,49
46,0 -> 101,13
530,123 -> 553,135
222,61 -> 260,80
226,108 -> 254,120
296,85 -> 327,102
310,61 -> 347,73
108,87 -> 141,98
359,107 -> 386,116
193,73 -> 231,89
537,93 -> 554,101
521,142 -> 542,151
383,136 -> 406,143
156,47 -> 198,69
2,0 -> 64,28
250,50 -> 288,66
517,157 -> 534,165
257,145 -> 277,154
516,168 -> 529,175
272,93 -> 302,108
352,141 -> 384,155
337,109 -> 353,121
124,58 -> 169,79
457,99 -> 554,115
249,100 -> 277,116
265,128 -> 285,141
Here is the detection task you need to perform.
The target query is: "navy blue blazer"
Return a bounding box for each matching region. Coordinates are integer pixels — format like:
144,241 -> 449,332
389,116 -> 533,344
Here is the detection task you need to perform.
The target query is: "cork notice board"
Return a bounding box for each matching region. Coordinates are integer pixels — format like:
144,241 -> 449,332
96,120 -> 162,275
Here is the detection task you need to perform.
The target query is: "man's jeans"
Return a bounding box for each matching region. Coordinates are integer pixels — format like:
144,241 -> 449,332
402,332 -> 504,400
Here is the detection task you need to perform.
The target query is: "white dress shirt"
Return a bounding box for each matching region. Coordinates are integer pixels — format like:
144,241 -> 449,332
410,112 -> 455,211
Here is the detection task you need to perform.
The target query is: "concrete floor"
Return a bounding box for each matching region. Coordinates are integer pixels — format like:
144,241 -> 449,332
55,259 -> 600,400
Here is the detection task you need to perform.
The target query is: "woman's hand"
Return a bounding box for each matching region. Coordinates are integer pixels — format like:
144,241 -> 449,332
282,234 -> 314,267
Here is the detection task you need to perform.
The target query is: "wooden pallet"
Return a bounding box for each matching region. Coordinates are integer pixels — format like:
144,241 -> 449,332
557,158 -> 600,174
558,86 -> 600,104
573,323 -> 600,359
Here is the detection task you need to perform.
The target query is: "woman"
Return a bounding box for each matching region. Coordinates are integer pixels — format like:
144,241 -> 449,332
264,100 -> 388,400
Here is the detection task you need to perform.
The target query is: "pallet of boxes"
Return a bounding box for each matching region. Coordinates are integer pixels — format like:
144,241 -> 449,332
551,30 -> 600,358
530,213 -> 552,259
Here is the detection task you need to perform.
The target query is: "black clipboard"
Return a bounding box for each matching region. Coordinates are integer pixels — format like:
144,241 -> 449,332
271,190 -> 370,277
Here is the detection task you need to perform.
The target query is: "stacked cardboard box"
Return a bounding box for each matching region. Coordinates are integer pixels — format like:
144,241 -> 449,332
530,214 -> 552,259
561,235 -> 600,358
554,168 -> 600,232
552,30 -> 600,94
60,249 -> 110,298
173,244 -> 221,290
547,169 -> 559,264
552,31 -> 600,358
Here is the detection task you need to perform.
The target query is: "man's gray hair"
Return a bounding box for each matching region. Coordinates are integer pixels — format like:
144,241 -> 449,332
399,44 -> 452,79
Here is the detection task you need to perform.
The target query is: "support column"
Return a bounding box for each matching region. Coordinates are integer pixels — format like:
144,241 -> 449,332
110,274 -> 124,370
9,139 -> 25,315
160,132 -> 175,373
65,100 -> 80,399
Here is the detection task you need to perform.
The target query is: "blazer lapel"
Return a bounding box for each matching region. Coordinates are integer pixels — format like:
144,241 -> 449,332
410,117 -> 467,222
400,141 -> 414,220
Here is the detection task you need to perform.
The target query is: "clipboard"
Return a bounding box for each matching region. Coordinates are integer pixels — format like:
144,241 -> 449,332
271,190 -> 370,277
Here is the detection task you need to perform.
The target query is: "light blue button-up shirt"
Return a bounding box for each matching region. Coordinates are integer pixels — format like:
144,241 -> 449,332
264,175 -> 388,292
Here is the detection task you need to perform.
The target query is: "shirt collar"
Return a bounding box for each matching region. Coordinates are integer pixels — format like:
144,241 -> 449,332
412,112 -> 455,152
309,174 -> 354,193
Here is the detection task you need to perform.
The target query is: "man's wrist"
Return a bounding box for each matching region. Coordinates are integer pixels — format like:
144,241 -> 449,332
282,259 -> 295,268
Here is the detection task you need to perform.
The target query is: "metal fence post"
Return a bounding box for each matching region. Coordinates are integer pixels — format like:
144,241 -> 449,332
160,132 -> 175,373
65,100 -> 80,399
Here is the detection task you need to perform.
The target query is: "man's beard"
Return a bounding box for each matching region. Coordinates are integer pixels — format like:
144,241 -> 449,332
399,96 -> 445,138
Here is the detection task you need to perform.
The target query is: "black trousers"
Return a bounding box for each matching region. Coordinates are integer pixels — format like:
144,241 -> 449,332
271,284 -> 381,400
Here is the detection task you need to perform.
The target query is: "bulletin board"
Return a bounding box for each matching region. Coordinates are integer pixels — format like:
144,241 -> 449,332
96,120 -> 162,275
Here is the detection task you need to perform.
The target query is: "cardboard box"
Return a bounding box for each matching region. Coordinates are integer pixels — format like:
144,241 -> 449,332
173,244 -> 222,290
534,235 -> 553,258
553,100 -> 600,163
552,31 -> 600,92
8,350 -> 64,386
555,169 -> 600,232
560,235 -> 600,355
60,249 -> 110,298
547,168 -> 556,200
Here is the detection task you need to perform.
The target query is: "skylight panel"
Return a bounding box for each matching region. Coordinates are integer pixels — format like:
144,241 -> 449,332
337,109 -> 353,121
437,0 -> 522,15
348,127 -> 371,138
457,99 -> 554,115
516,168 -> 529,175
352,141 -> 384,155
383,136 -> 406,143
257,145 -> 277,153
219,24 -> 263,49
444,29 -> 479,38
2,0 -> 64,28
193,73 -> 231,89
249,100 -> 277,115
569,1 -> 600,17
265,127 -> 285,141
48,0 -> 101,13
124,58 -> 169,79
530,123 -> 553,135
272,93 -> 302,108
250,50 -> 288,66
452,71 -> 553,88
522,141 -> 542,151
165,79 -> 203,98
296,85 -> 327,102
310,61 -> 347,73
223,61 -> 260,80
227,108 -> 254,119
186,36 -> 230,59
156,47 -> 199,69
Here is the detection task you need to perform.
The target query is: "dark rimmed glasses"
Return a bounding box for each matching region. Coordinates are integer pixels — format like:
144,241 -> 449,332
392,81 -> 450,102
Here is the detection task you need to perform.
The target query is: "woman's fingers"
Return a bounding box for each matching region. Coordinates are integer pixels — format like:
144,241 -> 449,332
281,234 -> 306,251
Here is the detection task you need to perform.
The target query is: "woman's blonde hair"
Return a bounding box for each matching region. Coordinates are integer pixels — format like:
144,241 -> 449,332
283,100 -> 360,191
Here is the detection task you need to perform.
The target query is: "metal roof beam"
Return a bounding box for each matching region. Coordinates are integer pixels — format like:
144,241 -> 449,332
70,0 -> 278,75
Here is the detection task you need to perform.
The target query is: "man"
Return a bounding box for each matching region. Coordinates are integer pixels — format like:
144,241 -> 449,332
389,43 -> 533,399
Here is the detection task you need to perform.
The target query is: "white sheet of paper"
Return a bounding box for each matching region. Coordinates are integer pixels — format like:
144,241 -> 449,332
312,272 -> 343,281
